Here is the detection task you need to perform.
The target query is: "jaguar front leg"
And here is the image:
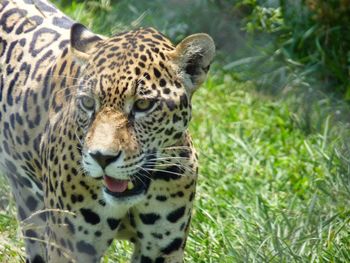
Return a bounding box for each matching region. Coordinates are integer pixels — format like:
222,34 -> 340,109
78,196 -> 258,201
4,166 -> 47,263
42,178 -> 128,263
130,177 -> 196,263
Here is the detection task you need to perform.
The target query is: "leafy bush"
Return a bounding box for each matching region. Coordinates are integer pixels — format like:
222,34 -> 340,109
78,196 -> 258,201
232,0 -> 350,98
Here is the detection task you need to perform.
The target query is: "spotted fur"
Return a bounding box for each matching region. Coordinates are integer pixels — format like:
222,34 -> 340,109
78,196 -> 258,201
0,1 -> 215,262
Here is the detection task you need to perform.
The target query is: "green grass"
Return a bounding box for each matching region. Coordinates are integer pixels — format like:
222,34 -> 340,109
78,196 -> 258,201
0,176 -> 24,262
187,72 -> 350,262
1,1 -> 350,262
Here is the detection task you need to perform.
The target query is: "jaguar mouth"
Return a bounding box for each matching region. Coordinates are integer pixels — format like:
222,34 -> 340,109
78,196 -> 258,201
102,151 -> 156,198
103,174 -> 151,198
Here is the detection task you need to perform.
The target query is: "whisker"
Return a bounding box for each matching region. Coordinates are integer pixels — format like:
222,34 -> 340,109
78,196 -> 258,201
134,164 -> 153,181
146,158 -> 192,170
147,156 -> 190,161
159,146 -> 192,150
143,158 -> 193,172
134,173 -> 148,188
142,167 -> 187,177
74,127 -> 83,146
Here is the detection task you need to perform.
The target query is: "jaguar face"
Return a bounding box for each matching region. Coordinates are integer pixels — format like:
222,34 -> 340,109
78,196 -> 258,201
71,24 -> 215,203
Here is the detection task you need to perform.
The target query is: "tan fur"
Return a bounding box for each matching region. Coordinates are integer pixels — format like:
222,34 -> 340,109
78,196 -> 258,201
0,1 -> 214,262
85,108 -> 139,155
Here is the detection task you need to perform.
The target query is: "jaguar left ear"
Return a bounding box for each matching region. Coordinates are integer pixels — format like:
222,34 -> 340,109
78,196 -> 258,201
170,33 -> 215,96
70,23 -> 103,62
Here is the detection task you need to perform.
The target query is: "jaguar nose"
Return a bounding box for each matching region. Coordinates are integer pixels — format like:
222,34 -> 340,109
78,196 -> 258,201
89,151 -> 122,169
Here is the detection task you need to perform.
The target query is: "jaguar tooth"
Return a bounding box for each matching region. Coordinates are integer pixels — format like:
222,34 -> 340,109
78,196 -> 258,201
127,181 -> 134,190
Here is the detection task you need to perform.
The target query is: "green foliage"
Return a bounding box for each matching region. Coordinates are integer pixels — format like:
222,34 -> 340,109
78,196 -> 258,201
242,2 -> 283,33
233,0 -> 350,98
55,0 -> 223,37
280,0 -> 350,96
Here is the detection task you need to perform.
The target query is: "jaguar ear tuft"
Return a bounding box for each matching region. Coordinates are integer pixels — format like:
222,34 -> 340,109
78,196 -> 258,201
70,23 -> 103,61
170,33 -> 215,96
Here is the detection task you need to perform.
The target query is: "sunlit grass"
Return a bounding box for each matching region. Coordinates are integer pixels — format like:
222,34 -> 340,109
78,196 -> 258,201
0,175 -> 23,263
185,72 -> 350,262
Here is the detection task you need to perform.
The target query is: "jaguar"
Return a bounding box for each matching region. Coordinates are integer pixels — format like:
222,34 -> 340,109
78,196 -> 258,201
0,0 -> 215,262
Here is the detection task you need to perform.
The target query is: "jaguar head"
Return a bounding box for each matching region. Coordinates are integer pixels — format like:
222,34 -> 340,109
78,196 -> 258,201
70,24 -> 215,203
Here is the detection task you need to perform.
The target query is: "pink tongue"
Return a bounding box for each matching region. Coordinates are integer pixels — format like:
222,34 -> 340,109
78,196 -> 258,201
104,176 -> 128,193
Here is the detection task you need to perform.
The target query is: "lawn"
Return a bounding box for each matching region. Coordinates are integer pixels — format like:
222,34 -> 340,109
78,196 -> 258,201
1,1 -> 350,262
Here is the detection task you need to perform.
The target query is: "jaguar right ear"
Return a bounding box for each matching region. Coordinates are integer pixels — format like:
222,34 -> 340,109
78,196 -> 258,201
169,33 -> 215,97
70,23 -> 103,62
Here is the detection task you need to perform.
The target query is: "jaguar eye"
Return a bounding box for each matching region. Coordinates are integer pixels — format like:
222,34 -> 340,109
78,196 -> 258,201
79,96 -> 95,111
133,99 -> 156,113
